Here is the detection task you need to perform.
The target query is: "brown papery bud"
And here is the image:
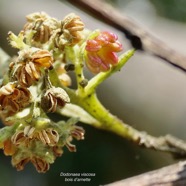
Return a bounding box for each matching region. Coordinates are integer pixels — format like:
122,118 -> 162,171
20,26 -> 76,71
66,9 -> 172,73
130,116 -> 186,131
41,87 -> 70,113
13,158 -> 30,171
32,50 -> 53,68
60,13 -> 84,46
0,83 -> 31,115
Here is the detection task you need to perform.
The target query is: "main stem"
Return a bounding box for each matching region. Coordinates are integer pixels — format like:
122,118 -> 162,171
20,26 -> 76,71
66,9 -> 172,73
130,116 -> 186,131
74,93 -> 140,141
48,66 -> 186,156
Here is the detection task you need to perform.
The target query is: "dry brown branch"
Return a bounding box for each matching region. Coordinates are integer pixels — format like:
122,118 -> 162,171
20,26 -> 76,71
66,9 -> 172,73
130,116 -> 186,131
104,161 -> 186,186
65,0 -> 186,72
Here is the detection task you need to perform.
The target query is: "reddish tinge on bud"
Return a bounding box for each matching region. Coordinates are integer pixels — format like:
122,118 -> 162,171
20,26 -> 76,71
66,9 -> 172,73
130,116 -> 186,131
85,31 -> 122,73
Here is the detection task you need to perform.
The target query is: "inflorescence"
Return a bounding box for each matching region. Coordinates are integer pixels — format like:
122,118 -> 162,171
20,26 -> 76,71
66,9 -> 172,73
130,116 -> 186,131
0,12 -> 122,172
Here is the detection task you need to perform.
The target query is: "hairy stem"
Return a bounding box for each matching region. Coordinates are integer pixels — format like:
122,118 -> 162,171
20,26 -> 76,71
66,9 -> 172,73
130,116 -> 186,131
71,92 -> 186,156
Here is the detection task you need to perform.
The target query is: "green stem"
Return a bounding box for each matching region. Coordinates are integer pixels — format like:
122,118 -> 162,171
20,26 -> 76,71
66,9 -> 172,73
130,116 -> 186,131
67,91 -> 186,155
48,59 -> 139,140
71,92 -> 140,140
66,46 -> 85,95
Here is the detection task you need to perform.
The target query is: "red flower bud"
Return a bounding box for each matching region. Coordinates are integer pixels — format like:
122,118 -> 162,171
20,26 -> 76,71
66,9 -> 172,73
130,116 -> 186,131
85,31 -> 122,73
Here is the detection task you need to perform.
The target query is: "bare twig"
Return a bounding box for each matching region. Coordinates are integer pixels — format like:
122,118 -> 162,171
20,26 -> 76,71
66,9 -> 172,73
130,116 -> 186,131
65,0 -> 186,72
104,161 -> 186,186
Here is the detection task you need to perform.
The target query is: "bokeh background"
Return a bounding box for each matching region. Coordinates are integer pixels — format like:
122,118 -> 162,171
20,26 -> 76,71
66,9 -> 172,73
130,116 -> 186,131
0,0 -> 186,185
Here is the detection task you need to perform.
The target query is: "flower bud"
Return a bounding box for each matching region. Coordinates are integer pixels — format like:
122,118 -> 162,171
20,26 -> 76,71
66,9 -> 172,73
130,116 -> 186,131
0,82 -> 15,96
65,140 -> 77,152
52,146 -> 63,157
85,31 -> 123,73
11,131 -> 25,146
33,21 -> 51,44
15,64 -> 37,87
71,126 -> 85,140
11,126 -> 35,146
56,63 -> 71,87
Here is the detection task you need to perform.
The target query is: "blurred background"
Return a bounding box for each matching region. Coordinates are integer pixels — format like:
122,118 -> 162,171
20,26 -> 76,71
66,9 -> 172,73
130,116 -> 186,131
0,0 -> 186,185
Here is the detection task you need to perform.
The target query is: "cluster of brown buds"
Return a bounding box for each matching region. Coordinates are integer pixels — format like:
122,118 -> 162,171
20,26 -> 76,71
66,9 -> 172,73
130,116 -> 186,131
2,118 -> 85,173
23,12 -> 85,50
0,12 -> 86,172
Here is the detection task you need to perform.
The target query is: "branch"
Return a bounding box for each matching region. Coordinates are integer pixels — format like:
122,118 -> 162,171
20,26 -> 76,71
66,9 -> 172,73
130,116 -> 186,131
40,50 -> 184,158
104,161 -> 186,186
65,0 -> 186,72
56,83 -> 186,158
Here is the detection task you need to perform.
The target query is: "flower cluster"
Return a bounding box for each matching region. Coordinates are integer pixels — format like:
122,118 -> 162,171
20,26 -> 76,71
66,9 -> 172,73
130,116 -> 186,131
0,11 -> 123,173
85,31 -> 122,73
2,119 -> 85,173
0,12 -> 87,172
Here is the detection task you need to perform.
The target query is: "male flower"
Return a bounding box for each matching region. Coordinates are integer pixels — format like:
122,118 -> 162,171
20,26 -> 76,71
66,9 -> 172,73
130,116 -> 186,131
0,83 -> 30,116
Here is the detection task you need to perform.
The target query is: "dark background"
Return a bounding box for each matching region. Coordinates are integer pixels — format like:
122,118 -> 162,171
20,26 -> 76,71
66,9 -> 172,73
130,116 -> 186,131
0,0 -> 186,185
